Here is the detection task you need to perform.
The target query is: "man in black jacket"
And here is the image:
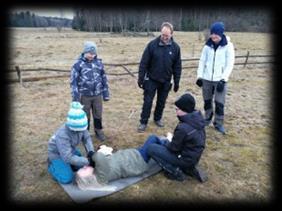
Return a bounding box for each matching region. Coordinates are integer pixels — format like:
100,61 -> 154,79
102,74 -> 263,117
147,93 -> 206,182
137,22 -> 182,132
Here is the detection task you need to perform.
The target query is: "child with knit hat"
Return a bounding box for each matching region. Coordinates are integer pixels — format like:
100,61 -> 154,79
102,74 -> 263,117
196,21 -> 235,134
70,41 -> 110,141
47,102 -> 95,184
146,93 -> 207,182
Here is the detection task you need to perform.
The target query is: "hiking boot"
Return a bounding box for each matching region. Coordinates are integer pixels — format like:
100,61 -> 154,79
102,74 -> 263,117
164,168 -> 187,182
185,166 -> 208,183
205,112 -> 213,126
154,120 -> 164,127
95,129 -> 106,141
213,123 -> 226,135
137,123 -> 147,132
205,119 -> 212,126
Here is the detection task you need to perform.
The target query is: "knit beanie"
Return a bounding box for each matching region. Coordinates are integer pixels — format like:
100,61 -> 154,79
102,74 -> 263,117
83,41 -> 97,54
66,101 -> 88,131
175,93 -> 195,113
210,22 -> 225,38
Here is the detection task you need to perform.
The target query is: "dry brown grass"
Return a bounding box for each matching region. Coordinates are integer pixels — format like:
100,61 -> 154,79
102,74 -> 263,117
8,28 -> 273,204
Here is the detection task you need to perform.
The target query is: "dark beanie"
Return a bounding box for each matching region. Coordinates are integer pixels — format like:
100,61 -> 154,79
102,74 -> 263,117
210,22 -> 225,38
175,93 -> 195,113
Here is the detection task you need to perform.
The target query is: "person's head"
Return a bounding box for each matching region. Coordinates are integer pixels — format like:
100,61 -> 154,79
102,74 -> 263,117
83,41 -> 97,61
160,22 -> 173,45
76,166 -> 103,190
174,93 -> 196,116
66,101 -> 88,131
210,22 -> 225,44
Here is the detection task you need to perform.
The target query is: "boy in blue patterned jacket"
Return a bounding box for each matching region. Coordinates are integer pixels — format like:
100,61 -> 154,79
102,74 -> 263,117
70,41 -> 109,141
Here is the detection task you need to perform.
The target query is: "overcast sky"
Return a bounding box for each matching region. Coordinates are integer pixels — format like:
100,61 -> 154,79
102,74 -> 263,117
12,8 -> 74,19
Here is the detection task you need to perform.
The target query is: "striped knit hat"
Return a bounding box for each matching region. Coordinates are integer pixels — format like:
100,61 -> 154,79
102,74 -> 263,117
66,101 -> 88,131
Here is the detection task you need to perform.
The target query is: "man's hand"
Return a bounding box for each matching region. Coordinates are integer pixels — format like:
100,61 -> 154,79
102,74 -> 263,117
173,84 -> 179,92
137,79 -> 143,88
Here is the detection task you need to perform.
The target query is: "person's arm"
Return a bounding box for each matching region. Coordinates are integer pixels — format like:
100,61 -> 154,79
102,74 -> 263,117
172,45 -> 182,91
57,136 -> 89,167
197,46 -> 208,79
70,62 -> 81,102
138,44 -> 151,87
166,127 -> 186,153
100,63 -> 110,101
82,130 -> 95,153
221,42 -> 235,82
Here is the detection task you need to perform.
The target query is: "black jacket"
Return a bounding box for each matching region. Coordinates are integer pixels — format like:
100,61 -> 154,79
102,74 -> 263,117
138,36 -> 182,85
166,111 -> 206,166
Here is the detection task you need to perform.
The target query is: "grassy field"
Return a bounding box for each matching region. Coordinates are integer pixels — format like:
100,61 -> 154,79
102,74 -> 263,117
8,27 -> 274,205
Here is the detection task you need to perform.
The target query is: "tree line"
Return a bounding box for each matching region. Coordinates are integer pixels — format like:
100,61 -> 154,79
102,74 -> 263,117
72,8 -> 273,33
8,8 -> 273,33
8,11 -> 72,28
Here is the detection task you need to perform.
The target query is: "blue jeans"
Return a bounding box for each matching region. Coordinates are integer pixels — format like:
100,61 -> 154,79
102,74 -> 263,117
48,148 -> 82,184
137,134 -> 166,163
147,143 -> 193,176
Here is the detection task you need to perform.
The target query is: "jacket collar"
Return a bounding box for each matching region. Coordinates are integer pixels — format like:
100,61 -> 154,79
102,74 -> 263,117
205,34 -> 228,48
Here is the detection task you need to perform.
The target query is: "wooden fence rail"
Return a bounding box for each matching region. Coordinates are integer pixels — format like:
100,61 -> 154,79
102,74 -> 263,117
7,52 -> 276,86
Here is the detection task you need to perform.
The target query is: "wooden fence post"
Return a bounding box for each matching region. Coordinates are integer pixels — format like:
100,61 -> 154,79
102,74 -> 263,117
15,66 -> 23,86
244,51 -> 250,67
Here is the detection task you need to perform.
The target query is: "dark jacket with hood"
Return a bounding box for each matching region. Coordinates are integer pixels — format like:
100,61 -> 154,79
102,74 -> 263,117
138,35 -> 182,86
166,110 -> 206,166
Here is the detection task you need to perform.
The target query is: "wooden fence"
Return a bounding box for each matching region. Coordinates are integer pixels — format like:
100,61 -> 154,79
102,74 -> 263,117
7,51 -> 276,86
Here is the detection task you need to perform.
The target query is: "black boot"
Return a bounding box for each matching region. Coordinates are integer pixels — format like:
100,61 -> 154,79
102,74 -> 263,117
164,168 -> 187,182
94,118 -> 106,141
184,166 -> 208,183
95,129 -> 106,141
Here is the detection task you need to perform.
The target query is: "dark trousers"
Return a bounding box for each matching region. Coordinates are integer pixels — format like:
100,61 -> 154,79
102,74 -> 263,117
140,79 -> 171,124
147,143 -> 195,175
137,135 -> 166,163
80,95 -> 103,130
202,79 -> 226,126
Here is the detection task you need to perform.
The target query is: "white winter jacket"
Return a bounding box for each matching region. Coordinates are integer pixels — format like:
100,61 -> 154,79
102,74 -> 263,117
197,35 -> 235,82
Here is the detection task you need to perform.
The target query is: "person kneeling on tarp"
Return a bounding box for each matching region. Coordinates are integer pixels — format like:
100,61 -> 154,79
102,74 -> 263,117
47,101 -> 95,184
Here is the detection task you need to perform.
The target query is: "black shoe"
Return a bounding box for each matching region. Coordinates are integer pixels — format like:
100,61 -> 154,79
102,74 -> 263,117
164,168 -> 187,182
213,122 -> 226,135
95,130 -> 106,141
205,119 -> 212,126
185,166 -> 208,183
137,123 -> 147,132
154,120 -> 164,127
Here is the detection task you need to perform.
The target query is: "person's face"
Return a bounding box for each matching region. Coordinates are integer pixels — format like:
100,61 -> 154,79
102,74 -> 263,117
175,106 -> 187,116
210,33 -> 222,44
77,166 -> 94,177
160,26 -> 172,44
85,52 -> 96,61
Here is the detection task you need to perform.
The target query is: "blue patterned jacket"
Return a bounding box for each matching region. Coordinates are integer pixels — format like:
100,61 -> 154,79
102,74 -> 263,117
70,54 -> 110,101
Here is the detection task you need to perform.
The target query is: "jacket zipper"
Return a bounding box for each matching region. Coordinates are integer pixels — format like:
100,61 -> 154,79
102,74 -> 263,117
211,48 -> 216,81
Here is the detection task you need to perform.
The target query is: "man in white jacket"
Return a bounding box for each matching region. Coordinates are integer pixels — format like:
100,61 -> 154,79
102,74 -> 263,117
196,22 -> 235,134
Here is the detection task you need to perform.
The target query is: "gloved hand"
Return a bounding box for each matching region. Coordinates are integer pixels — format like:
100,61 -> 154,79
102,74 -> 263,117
137,79 -> 143,88
216,79 -> 226,92
103,97 -> 110,101
196,78 -> 203,87
173,84 -> 179,92
87,151 -> 95,168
